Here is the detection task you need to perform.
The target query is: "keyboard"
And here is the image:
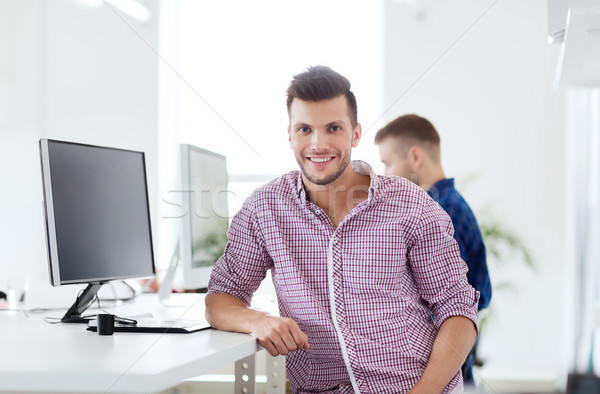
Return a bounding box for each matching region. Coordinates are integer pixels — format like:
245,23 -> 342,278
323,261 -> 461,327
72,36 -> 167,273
86,318 -> 211,334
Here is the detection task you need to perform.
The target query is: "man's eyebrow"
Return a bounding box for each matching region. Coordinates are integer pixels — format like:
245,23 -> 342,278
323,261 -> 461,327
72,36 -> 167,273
292,122 -> 311,129
292,120 -> 346,128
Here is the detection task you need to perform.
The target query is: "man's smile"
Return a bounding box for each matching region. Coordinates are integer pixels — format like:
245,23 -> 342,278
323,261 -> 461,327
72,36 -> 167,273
307,156 -> 335,163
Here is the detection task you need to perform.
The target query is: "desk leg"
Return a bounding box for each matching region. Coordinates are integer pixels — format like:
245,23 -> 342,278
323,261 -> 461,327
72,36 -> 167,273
265,354 -> 285,394
235,354 -> 256,393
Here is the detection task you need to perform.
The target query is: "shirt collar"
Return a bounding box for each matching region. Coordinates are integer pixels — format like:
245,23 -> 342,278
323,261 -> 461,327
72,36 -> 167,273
427,178 -> 454,197
352,160 -> 379,199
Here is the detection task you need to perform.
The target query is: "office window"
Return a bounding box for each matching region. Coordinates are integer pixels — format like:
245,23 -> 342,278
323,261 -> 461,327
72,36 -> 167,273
565,88 -> 600,373
160,0 -> 383,186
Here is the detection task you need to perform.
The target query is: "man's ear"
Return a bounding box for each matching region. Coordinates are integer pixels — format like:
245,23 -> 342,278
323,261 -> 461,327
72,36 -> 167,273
351,123 -> 362,147
408,146 -> 424,170
288,126 -> 292,144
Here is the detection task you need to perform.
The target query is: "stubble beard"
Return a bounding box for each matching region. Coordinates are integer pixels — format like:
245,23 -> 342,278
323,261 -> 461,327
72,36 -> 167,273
297,151 -> 351,186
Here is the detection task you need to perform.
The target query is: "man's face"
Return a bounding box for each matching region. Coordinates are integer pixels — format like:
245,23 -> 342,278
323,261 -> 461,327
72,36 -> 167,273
378,137 -> 412,178
288,95 -> 361,186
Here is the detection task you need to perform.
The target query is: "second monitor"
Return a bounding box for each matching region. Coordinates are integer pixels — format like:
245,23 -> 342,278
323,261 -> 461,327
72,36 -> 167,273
179,144 -> 229,291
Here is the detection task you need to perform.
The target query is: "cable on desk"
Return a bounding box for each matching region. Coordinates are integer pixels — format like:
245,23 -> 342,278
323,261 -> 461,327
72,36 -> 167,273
0,307 -> 30,318
97,281 -> 137,302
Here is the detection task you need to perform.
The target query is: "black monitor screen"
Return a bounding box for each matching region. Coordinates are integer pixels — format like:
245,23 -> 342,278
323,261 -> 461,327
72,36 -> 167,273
40,139 -> 155,285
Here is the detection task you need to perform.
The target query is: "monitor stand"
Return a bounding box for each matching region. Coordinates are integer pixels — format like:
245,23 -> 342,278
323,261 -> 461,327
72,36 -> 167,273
157,242 -> 207,307
158,241 -> 179,303
61,283 -> 103,323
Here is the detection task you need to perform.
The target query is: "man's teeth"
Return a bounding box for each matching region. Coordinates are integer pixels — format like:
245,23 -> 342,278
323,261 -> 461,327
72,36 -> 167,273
310,157 -> 332,163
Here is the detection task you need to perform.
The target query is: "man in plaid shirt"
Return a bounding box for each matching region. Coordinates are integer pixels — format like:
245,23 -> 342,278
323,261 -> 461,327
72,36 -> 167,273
375,114 -> 492,385
206,66 -> 479,393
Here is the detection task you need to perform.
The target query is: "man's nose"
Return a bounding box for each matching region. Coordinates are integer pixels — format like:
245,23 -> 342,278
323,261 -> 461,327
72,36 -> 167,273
310,130 -> 329,150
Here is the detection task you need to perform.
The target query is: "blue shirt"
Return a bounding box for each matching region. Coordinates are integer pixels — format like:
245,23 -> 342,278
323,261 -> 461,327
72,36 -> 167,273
428,178 -> 491,310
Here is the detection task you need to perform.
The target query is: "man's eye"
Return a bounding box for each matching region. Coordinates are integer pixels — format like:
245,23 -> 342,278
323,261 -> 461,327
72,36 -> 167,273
298,127 -> 311,133
330,126 -> 341,132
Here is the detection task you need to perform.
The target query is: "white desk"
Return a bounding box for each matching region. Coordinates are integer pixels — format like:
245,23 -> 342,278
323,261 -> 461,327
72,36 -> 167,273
0,293 -> 283,393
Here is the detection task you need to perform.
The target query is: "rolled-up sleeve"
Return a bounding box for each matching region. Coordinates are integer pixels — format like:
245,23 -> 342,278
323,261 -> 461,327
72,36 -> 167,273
207,194 -> 272,306
408,197 -> 479,333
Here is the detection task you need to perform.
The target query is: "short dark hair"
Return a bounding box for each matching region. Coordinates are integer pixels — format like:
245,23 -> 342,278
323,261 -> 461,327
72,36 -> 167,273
286,65 -> 358,127
374,114 -> 440,145
374,114 -> 441,160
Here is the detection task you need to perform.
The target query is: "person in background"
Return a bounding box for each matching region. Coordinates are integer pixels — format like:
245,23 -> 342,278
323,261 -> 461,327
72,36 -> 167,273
206,66 -> 479,393
375,113 -> 492,385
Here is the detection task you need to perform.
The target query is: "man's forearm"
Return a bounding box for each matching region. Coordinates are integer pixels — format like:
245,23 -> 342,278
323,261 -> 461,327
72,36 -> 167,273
205,292 -> 310,356
409,316 -> 477,393
205,293 -> 267,334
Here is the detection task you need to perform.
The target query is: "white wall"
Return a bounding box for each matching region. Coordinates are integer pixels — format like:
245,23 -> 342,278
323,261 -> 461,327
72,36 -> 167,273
0,0 -> 160,298
380,0 -> 566,386
167,0 -> 383,176
0,1 -> 44,288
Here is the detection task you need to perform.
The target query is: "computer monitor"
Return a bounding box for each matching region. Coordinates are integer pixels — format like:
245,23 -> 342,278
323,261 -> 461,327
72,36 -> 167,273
179,144 -> 229,291
39,139 -> 155,322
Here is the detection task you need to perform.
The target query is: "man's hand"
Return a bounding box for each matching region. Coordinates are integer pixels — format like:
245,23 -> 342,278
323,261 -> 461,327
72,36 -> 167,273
408,316 -> 477,393
251,315 -> 309,356
206,293 -> 309,356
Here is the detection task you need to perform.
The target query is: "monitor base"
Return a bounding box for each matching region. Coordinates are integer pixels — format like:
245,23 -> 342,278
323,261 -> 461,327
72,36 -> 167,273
61,282 -> 103,323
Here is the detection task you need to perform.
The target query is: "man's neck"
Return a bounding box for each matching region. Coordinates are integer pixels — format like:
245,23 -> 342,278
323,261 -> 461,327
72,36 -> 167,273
419,166 -> 446,192
303,168 -> 371,227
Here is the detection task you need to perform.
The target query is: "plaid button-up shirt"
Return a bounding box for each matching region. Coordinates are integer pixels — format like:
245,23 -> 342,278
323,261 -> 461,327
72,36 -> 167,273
208,161 -> 479,393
